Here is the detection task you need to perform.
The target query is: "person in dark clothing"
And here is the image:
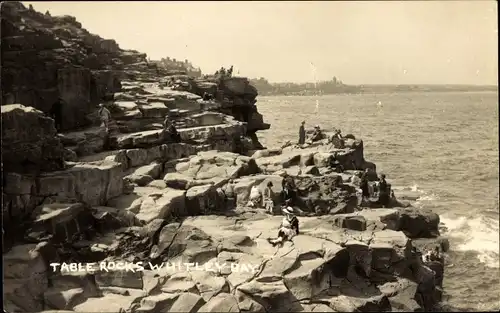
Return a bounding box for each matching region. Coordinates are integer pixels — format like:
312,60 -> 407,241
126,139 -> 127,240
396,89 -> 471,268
330,129 -> 345,148
298,121 -> 306,145
49,97 -> 64,131
360,169 -> 370,201
378,174 -> 390,207
202,92 -> 213,101
168,124 -> 181,143
329,153 -> 344,173
281,174 -> 297,205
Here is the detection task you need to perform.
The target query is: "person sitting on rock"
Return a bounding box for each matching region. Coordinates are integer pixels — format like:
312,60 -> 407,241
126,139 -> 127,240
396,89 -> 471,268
328,153 -> 345,173
267,206 -> 299,247
262,181 -> 275,214
223,179 -> 236,210
247,185 -> 261,208
98,102 -> 112,133
298,121 -> 306,145
377,174 -> 390,207
330,129 -> 345,148
423,246 -> 443,263
351,171 -> 362,186
49,97 -> 64,132
310,125 -> 323,142
202,92 -> 213,101
163,116 -> 181,143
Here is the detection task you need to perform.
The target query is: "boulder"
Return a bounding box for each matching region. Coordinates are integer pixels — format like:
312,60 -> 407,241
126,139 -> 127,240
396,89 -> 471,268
135,188 -> 186,223
2,104 -> 65,173
198,293 -> 239,312
37,160 -> 124,206
398,207 -> 440,238
124,162 -> 163,187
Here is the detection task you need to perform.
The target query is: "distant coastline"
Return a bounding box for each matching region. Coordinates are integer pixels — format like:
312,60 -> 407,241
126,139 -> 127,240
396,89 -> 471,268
250,77 -> 498,96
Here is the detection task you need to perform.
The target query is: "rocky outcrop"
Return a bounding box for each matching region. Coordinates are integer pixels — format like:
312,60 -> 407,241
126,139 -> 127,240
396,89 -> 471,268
3,134 -> 447,312
1,104 -> 66,173
2,2 -> 447,313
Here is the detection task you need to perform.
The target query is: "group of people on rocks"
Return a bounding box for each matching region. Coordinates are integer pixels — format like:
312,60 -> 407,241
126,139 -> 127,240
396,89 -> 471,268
352,169 -> 392,207
234,173 -> 301,247
214,65 -> 234,79
298,121 -> 346,148
298,121 -> 324,145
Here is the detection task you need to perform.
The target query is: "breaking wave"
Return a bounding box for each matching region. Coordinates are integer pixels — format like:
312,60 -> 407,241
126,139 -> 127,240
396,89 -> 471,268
395,184 -> 499,269
440,214 -> 499,269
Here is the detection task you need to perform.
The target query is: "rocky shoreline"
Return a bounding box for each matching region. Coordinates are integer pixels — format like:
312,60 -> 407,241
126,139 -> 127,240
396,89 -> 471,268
2,2 -> 448,312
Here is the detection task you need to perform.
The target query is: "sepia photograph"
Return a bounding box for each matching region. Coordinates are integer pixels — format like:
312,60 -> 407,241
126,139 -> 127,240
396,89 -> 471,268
1,1 -> 498,312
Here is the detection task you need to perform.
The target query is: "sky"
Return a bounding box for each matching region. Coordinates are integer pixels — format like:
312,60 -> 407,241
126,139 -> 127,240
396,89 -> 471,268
24,1 -> 498,85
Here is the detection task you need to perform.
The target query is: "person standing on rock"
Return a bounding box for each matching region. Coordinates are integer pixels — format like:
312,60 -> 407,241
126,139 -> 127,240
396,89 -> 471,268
298,121 -> 306,145
49,97 -> 64,132
262,181 -> 275,214
281,173 -> 297,205
98,102 -> 112,133
360,169 -> 371,202
377,174 -> 390,207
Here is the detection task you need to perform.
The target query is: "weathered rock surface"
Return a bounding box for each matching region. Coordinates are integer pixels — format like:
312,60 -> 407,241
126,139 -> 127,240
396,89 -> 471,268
3,210 -> 444,312
1,104 -> 66,173
2,3 -> 446,313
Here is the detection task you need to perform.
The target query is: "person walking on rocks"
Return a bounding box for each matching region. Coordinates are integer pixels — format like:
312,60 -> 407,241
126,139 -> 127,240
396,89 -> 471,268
267,206 -> 299,247
98,102 -> 112,133
298,121 -> 306,145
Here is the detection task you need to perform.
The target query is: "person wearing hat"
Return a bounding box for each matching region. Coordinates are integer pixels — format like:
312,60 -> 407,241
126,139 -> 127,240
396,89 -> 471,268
267,206 -> 300,247
298,121 -> 306,145
310,125 -> 323,142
